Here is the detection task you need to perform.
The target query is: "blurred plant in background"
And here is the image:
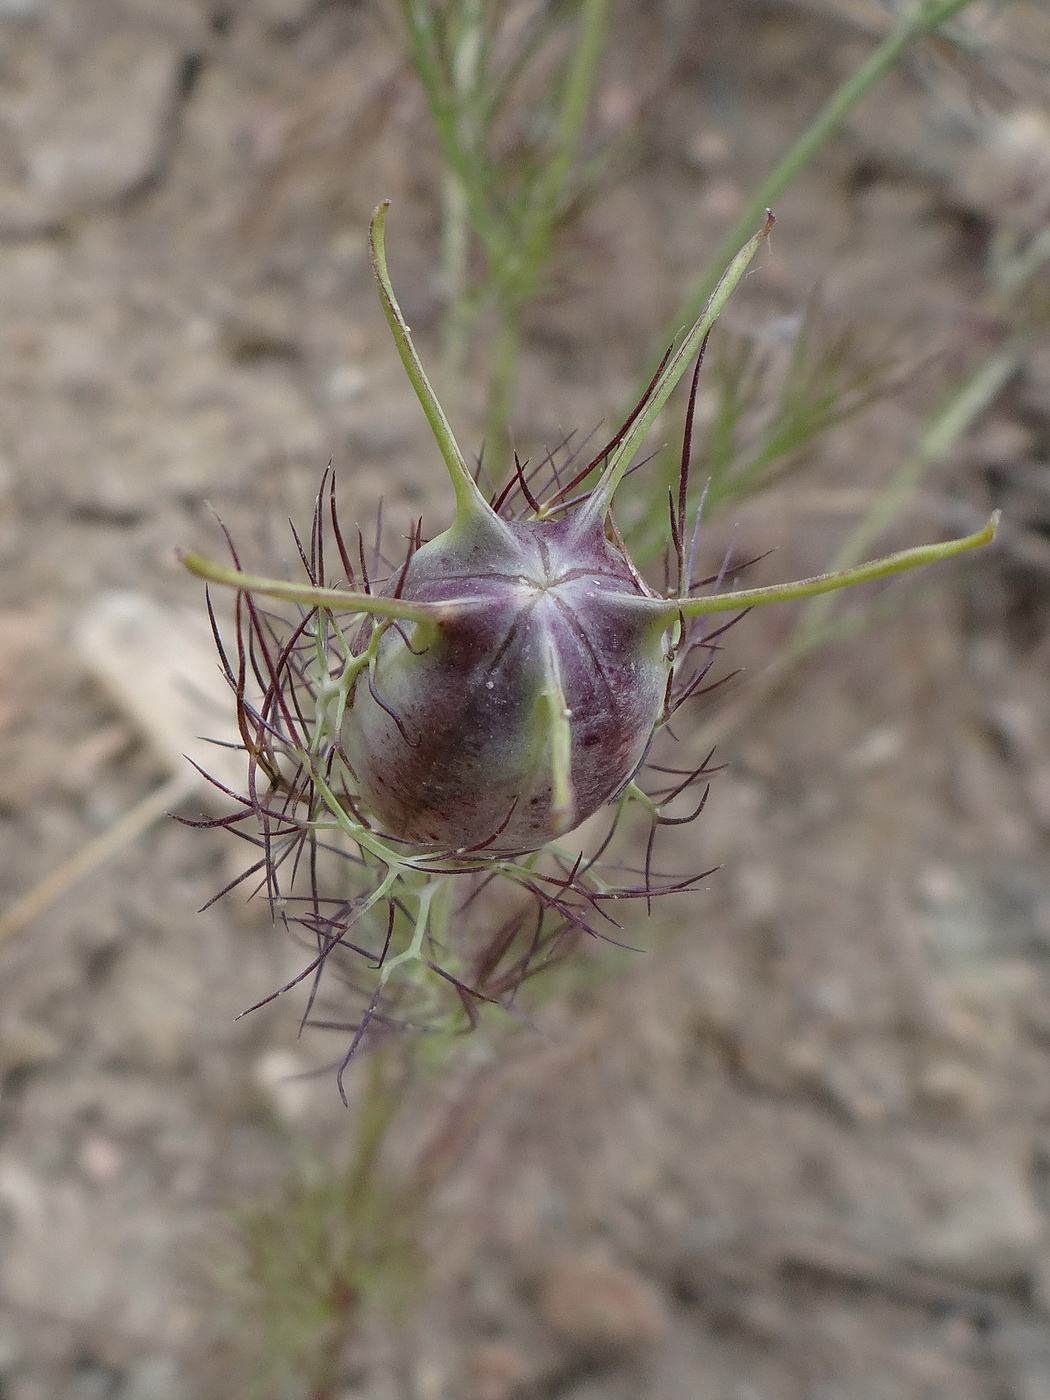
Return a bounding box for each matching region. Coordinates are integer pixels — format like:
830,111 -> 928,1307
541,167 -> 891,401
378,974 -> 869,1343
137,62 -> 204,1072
395,0 -> 610,459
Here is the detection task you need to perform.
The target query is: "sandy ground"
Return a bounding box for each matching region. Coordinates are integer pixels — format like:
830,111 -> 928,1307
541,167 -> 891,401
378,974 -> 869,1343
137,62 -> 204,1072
0,2 -> 1049,1397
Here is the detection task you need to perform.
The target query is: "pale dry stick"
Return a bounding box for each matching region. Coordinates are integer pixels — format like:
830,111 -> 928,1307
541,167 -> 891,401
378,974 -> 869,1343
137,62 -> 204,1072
0,772 -> 196,945
0,591 -> 247,945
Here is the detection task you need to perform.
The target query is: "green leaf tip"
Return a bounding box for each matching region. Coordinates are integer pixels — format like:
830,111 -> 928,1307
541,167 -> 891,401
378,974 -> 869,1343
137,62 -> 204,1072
369,201 -> 508,542
576,209 -> 776,531
665,512 -> 1001,619
180,549 -> 450,626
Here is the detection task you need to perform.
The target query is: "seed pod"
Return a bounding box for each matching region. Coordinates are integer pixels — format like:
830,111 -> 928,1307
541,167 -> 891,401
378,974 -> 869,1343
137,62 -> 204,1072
341,509 -> 670,851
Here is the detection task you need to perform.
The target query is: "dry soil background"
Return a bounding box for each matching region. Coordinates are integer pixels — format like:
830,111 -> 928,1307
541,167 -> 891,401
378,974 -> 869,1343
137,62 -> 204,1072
1,1 -> 1050,1398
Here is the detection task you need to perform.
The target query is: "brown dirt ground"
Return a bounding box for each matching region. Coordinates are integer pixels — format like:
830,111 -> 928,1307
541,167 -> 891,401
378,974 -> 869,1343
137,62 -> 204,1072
1,2 -> 1049,1397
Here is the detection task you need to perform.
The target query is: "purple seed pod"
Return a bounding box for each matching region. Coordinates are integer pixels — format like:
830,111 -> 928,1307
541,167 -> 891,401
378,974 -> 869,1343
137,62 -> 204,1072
341,509 -> 670,852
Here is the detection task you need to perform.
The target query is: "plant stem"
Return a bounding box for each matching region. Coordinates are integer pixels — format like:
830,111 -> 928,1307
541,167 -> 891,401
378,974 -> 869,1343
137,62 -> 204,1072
515,0 -> 608,292
482,0 -> 609,473
655,0 -> 977,368
439,0 -> 485,414
482,305 -> 523,477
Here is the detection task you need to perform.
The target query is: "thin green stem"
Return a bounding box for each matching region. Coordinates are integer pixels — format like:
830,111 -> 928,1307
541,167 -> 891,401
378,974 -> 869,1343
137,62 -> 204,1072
482,306 -> 523,478
438,0 -> 485,409
370,201 -> 500,526
576,212 -> 775,529
396,1 -> 513,278
515,0 -> 608,294
791,347 -> 1017,650
380,880 -> 439,985
482,0 -> 609,467
439,173 -> 471,412
651,0 -> 976,378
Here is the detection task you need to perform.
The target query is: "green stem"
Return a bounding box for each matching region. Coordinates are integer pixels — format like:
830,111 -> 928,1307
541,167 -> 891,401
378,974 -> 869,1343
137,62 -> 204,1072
440,170 -> 472,412
438,0 -> 485,409
482,304 -> 523,478
379,879 -> 439,986
482,0 -> 609,467
395,1 -> 513,279
516,0 -> 608,291
655,0 -> 976,369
